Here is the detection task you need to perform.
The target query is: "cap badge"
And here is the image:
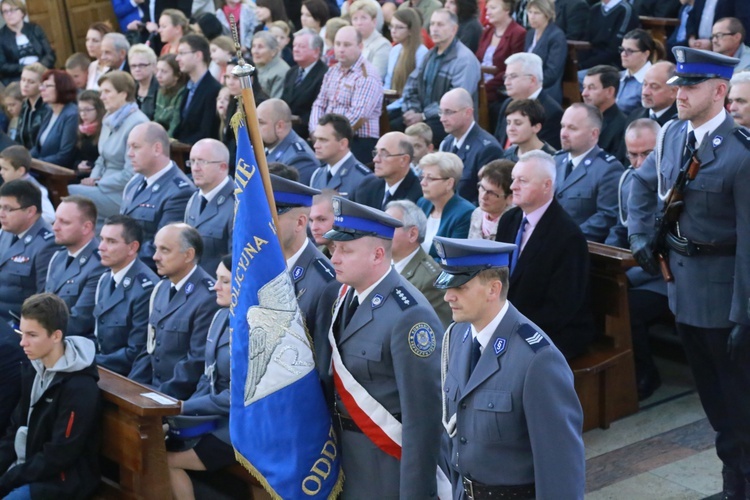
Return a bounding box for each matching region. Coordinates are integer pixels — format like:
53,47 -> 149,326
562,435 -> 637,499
676,49 -> 685,63
332,198 -> 341,215
434,240 -> 445,259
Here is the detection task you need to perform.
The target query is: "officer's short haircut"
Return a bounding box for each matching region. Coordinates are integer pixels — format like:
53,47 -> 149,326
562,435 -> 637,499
60,195 -> 98,225
169,223 -> 204,262
313,189 -> 337,206
65,52 -> 91,71
730,70 -> 750,86
505,98 -> 546,127
385,199 -> 427,243
263,98 -> 293,124
103,214 -> 144,246
319,113 -> 354,143
626,118 -> 660,138
477,267 -> 510,300
0,179 -> 41,213
141,122 -> 171,154
717,17 -> 746,43
504,52 -> 544,84
393,135 -> 414,161
21,293 -> 69,338
419,152 -> 463,185
478,159 -> 514,197
569,102 -> 603,131
405,122 -> 432,145
0,145 -> 32,172
179,34 -> 211,65
269,162 -> 299,181
586,65 -> 621,94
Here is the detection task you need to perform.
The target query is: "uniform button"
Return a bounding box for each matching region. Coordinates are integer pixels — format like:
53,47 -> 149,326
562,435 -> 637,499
155,357 -> 160,362
488,403 -> 494,409
445,388 -> 449,393
460,403 -> 467,409
460,437 -> 467,444
361,350 -> 366,355
157,341 -> 161,346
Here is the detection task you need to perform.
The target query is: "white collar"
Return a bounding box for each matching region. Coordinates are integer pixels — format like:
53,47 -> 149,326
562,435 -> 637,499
67,239 -> 93,258
112,258 -> 137,285
172,265 -> 198,291
201,176 -> 230,202
145,162 -> 174,186
688,108 -> 727,148
329,152 -> 353,177
385,175 -> 405,193
392,246 -> 420,274
454,122 -> 476,149
355,268 -> 391,303
471,300 -> 510,351
602,0 -> 622,12
286,238 -> 309,270
623,60 -> 651,82
528,87 -> 542,100
569,146 -> 597,167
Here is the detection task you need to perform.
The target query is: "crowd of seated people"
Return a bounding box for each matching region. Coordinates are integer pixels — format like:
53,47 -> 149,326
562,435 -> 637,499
2,0 -> 750,496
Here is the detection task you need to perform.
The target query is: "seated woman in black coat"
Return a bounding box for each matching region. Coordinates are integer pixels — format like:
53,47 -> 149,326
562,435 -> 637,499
30,70 -> 79,168
0,0 -> 55,86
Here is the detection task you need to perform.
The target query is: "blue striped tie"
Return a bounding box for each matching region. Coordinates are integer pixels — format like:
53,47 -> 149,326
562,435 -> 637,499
510,217 -> 528,274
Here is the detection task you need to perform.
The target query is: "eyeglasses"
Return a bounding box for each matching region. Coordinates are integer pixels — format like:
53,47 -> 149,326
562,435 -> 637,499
437,107 -> 467,117
186,159 -> 223,168
618,46 -> 644,55
0,205 -> 28,213
130,63 -> 152,69
177,50 -> 196,56
626,150 -> 653,162
419,175 -> 449,183
477,183 -> 504,199
711,32 -> 737,41
371,149 -> 408,160
1,7 -> 19,14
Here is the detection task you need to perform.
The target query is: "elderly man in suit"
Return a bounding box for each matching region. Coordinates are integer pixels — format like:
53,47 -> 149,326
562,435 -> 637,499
128,223 -> 219,399
309,113 -> 372,198
257,99 -> 319,185
326,197 -> 444,498
95,215 -> 158,375
351,131 -> 422,210
629,47 -> 750,498
45,196 -> 106,339
554,102 -> 623,242
121,122 -> 195,271
729,70 -> 750,128
626,61 -> 679,127
0,180 -> 58,327
495,150 -> 594,359
434,235 -> 585,500
438,88 -> 503,205
281,29 -> 328,141
183,138 -> 234,276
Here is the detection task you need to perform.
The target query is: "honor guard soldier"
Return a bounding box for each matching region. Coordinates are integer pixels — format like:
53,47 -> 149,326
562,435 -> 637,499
270,175 -> 339,399
94,215 -> 158,375
129,223 -> 219,400
121,122 -> 196,271
629,47 -> 750,498
0,180 -> 58,327
183,139 -> 235,275
258,99 -> 320,185
45,196 -> 106,339
434,236 -> 585,500
326,197 -> 445,499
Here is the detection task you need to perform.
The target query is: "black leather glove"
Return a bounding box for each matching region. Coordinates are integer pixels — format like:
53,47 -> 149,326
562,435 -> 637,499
628,234 -> 659,276
727,323 -> 750,362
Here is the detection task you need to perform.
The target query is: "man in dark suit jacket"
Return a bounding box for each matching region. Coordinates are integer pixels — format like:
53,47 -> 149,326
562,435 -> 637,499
494,53 -> 563,150
351,132 -> 422,210
174,34 -> 221,145
496,150 -> 595,359
280,29 -> 328,141
438,88 -> 504,204
555,0 -> 590,40
583,65 -> 627,162
626,61 -> 679,127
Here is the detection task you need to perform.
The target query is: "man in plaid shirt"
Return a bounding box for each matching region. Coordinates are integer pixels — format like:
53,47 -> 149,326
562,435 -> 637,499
309,26 -> 384,165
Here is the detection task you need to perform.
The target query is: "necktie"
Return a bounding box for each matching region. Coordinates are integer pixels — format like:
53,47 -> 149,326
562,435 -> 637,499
510,217 -> 528,274
452,143 -> 459,155
169,285 -> 177,301
326,168 -> 333,184
564,160 -> 574,180
66,255 -> 75,268
109,277 -> 117,296
295,67 -> 305,86
199,195 -> 208,214
469,337 -> 482,375
382,189 -> 392,210
344,295 -> 360,328
135,178 -> 148,197
683,131 -> 697,164
649,111 -> 657,121
10,235 -> 19,246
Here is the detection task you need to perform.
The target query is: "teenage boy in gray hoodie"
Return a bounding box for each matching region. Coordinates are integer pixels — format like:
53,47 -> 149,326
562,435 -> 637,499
0,293 -> 101,499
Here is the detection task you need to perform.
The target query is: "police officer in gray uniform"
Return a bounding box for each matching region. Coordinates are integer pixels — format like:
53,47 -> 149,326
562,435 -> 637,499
555,103 -> 624,242
0,180 -> 58,327
120,123 -> 195,271
326,197 -> 444,499
434,236 -> 585,500
629,47 -> 750,498
270,174 -> 339,400
128,223 -> 219,400
183,139 -> 235,276
45,196 -> 106,339
94,215 -> 158,375
258,99 -> 320,185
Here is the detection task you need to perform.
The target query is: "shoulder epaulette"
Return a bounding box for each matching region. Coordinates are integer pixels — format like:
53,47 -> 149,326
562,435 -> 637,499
392,286 -> 416,310
355,163 -> 371,175
517,323 -> 549,352
734,127 -> 750,150
137,273 -> 155,289
203,278 -> 215,289
313,258 -> 336,282
293,142 -> 304,152
40,228 -> 54,240
174,177 -> 192,189
597,150 -> 617,162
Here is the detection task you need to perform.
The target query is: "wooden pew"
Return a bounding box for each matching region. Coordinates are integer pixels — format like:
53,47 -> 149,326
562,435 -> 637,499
563,40 -> 590,108
95,367 -> 182,499
30,159 -> 76,207
570,242 -> 639,432
170,141 -> 192,175
381,89 -> 401,135
640,16 -> 680,49
478,66 -> 497,133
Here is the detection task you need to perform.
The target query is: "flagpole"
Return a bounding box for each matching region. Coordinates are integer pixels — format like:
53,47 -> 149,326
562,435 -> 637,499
229,18 -> 280,231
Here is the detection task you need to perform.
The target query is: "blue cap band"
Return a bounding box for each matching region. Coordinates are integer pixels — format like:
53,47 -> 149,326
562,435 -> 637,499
442,252 -> 510,268
274,191 -> 313,207
676,62 -> 734,80
334,214 -> 395,239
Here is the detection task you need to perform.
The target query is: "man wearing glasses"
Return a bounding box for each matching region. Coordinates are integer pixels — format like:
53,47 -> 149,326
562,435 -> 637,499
0,179 -> 57,328
711,17 -> 750,72
120,122 -> 195,271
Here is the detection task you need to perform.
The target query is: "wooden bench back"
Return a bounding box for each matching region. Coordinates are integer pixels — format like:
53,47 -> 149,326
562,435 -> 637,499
30,159 -> 76,207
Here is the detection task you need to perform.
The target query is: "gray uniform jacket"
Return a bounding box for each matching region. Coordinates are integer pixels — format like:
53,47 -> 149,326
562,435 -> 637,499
628,114 -> 750,328
184,178 -> 235,276
182,308 -> 231,445
121,163 -> 196,269
443,303 -> 585,499
554,146 -> 624,242
94,259 -> 158,375
44,238 -> 106,339
128,266 -> 219,399
399,246 -> 453,328
0,218 -> 57,325
335,268 -> 444,499
267,130 -> 320,185
309,154 -> 372,199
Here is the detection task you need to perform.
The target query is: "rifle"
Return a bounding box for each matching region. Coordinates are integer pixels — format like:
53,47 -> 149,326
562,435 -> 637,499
652,152 -> 701,282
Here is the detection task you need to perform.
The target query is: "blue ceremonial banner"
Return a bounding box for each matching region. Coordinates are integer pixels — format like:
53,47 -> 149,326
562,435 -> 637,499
230,119 -> 342,499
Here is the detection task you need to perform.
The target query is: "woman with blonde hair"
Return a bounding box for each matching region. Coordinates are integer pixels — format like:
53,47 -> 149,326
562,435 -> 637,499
524,0 -> 566,103
158,9 -> 190,55
128,44 -> 159,119
349,0 -> 390,79
384,8 -> 427,113
251,31 -> 289,98
209,35 -> 235,82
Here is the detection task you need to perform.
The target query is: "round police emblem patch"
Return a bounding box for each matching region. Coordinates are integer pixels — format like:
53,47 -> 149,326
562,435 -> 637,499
408,322 -> 436,357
